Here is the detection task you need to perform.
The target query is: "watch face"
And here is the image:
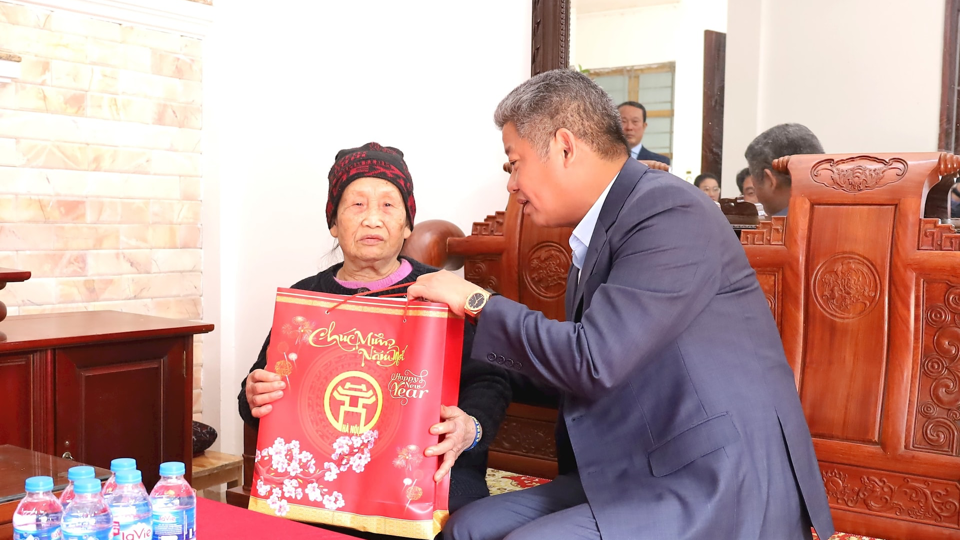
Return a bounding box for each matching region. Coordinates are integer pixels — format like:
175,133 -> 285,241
467,292 -> 486,310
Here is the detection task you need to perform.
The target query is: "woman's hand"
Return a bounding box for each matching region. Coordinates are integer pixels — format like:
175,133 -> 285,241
425,405 -> 478,482
245,369 -> 286,418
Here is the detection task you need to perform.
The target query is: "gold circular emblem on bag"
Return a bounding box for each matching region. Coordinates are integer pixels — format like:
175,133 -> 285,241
323,371 -> 383,434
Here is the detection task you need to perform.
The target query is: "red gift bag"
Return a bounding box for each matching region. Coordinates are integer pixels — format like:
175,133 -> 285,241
248,288 -> 464,539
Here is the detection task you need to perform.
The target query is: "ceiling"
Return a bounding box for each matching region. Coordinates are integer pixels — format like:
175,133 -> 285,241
572,0 -> 680,14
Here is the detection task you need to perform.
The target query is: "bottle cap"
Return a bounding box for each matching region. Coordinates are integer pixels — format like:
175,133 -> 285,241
24,476 -> 54,493
67,466 -> 95,481
116,470 -> 143,485
158,462 -> 185,477
110,458 -> 137,473
73,478 -> 102,495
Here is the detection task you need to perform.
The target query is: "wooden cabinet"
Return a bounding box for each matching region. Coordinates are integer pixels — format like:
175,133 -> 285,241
0,311 -> 212,489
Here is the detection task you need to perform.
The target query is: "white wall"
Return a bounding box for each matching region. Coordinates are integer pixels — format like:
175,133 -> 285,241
203,1 -> 530,454
573,0 -> 728,179
722,0 -> 945,197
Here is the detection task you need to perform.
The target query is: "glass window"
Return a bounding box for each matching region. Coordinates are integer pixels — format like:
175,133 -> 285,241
588,63 -> 675,158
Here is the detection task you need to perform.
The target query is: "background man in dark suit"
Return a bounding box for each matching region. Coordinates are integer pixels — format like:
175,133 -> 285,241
410,70 -> 833,540
618,101 -> 670,165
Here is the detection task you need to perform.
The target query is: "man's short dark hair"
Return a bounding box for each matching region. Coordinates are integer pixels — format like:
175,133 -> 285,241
745,123 -> 824,188
693,173 -> 718,188
618,101 -> 647,123
735,167 -> 751,194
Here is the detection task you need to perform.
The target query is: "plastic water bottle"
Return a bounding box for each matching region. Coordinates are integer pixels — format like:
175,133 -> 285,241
59,466 -> 95,507
61,478 -> 112,540
13,476 -> 63,540
149,462 -> 196,540
106,470 -> 152,540
102,458 -> 137,497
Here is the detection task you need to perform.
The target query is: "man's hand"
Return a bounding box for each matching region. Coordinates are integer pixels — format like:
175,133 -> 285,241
425,405 -> 477,482
639,160 -> 669,171
245,369 -> 286,418
407,270 -> 481,318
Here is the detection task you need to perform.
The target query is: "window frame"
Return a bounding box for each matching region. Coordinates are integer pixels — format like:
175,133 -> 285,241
587,62 -> 676,159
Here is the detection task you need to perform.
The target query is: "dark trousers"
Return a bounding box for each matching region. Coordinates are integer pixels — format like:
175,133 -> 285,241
442,473 -> 600,540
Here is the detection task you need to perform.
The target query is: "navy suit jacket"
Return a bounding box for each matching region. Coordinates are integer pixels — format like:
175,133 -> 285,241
635,145 -> 670,165
472,158 -> 833,539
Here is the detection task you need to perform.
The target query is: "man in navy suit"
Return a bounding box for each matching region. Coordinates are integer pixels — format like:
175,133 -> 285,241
410,70 -> 833,540
618,101 -> 670,165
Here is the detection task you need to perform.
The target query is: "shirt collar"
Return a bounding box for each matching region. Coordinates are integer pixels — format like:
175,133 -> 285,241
629,142 -> 643,159
569,174 -> 618,270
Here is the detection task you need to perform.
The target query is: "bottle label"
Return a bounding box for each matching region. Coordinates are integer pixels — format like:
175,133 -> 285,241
111,518 -> 152,540
151,507 -> 195,540
62,529 -> 110,540
14,527 -> 63,540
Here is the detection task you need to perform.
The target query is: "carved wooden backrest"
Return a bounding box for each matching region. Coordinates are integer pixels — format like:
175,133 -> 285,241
452,193 -> 572,323
743,152 -> 960,540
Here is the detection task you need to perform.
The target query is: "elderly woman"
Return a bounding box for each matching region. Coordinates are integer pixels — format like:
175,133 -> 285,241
238,142 -> 511,514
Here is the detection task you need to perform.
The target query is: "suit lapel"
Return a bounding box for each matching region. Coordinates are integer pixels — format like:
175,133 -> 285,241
570,158 -> 646,317
565,263 -> 578,320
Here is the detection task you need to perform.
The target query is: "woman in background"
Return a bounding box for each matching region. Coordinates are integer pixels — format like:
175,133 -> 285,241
694,172 -> 721,202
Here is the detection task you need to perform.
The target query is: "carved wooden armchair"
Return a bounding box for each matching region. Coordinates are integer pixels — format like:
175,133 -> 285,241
417,152 -> 960,539
742,152 -> 960,540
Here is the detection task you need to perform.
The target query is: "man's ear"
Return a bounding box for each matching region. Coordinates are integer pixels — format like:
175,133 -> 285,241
764,168 -> 779,190
555,128 -> 576,165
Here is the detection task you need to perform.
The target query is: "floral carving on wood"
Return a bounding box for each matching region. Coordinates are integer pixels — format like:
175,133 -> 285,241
810,156 -> 908,193
523,243 -> 570,300
821,466 -> 960,526
754,271 -> 780,329
464,258 -> 500,293
919,219 -> 960,251
912,281 -> 960,455
812,253 -> 881,320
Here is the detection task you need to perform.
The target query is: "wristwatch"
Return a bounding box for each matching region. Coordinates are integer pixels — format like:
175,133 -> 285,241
464,289 -> 491,320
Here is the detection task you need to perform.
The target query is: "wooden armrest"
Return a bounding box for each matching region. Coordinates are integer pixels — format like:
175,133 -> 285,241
401,219 -> 466,271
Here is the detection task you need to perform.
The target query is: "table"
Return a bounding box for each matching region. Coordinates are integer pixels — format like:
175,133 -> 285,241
197,498 -> 356,539
0,445 -> 110,539
192,451 -> 243,492
0,311 -> 213,488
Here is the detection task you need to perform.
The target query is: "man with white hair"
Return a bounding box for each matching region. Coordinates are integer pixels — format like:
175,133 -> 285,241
410,69 -> 833,540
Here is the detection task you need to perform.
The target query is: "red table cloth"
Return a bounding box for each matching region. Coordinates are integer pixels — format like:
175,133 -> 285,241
197,497 -> 357,539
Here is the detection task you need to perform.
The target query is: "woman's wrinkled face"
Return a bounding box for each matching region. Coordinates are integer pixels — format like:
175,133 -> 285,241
329,177 -> 411,265
698,177 -> 721,202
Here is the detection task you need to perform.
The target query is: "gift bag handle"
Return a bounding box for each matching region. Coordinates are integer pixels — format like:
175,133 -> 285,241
325,281 -> 417,322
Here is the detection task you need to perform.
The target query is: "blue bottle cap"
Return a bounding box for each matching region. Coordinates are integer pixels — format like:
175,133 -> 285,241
158,462 -> 185,477
67,466 -> 95,481
110,458 -> 137,472
115,470 -> 142,485
73,478 -> 101,495
24,476 -> 54,493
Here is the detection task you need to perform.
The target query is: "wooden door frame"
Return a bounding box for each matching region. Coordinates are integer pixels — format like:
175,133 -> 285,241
940,0 -> 960,152
531,0 -> 571,76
